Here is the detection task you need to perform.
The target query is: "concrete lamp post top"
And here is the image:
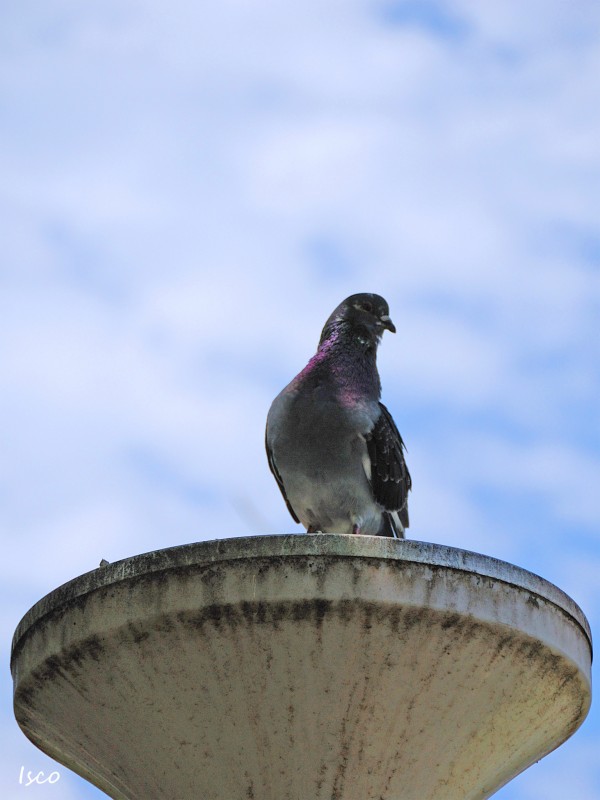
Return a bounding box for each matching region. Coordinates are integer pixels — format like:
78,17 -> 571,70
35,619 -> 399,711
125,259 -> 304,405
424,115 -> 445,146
11,535 -> 592,800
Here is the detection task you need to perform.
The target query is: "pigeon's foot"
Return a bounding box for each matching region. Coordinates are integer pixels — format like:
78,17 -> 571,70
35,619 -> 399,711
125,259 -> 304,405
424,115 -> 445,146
352,524 -> 361,535
307,525 -> 323,534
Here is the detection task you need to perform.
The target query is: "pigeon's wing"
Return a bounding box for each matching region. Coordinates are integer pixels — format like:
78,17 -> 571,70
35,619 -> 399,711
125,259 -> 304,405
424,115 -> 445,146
265,425 -> 300,524
364,402 -> 411,529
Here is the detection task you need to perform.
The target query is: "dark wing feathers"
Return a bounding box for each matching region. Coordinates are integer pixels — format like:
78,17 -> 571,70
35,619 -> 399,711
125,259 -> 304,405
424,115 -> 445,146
265,425 -> 300,523
365,402 -> 411,528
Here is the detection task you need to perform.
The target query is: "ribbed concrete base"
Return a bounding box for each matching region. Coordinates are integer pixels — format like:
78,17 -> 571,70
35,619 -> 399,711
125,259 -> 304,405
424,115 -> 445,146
11,535 -> 592,800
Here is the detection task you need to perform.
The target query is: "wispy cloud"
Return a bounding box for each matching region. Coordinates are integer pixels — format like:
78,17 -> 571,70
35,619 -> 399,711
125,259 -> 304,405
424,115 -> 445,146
1,2 -> 599,798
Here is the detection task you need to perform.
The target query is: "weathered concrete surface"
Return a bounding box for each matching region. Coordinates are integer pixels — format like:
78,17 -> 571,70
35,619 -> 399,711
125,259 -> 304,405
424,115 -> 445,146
11,535 -> 592,800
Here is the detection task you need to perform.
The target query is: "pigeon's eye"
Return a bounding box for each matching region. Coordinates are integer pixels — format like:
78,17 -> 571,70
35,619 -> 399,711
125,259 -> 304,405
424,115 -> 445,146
362,301 -> 373,313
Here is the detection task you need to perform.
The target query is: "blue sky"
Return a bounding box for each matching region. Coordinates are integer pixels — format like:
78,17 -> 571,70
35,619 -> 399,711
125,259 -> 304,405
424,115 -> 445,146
2,1 -> 599,797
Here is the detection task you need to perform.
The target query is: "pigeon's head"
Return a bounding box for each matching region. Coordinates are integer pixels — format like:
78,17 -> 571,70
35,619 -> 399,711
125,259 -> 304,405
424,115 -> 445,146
320,293 -> 396,347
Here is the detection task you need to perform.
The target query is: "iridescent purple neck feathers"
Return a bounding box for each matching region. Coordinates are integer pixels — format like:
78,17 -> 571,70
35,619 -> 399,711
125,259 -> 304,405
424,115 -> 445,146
295,316 -> 382,403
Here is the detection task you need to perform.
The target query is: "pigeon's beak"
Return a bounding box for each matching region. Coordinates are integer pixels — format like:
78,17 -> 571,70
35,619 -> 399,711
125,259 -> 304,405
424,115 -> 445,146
380,314 -> 396,334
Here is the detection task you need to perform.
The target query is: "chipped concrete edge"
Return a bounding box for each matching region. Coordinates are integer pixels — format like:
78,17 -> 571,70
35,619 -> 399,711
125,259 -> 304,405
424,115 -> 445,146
11,534 -> 593,666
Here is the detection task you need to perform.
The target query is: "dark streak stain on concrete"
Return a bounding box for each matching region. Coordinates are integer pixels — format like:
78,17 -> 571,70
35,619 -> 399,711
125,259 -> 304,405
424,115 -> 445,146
10,536 -> 591,800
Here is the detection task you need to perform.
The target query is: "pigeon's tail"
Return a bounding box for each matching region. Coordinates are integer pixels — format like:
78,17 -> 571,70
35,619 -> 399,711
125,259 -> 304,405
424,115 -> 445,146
379,512 -> 405,539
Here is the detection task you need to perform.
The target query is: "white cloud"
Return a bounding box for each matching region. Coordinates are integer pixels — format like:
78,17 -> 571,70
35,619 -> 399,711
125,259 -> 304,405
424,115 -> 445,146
1,2 -> 599,797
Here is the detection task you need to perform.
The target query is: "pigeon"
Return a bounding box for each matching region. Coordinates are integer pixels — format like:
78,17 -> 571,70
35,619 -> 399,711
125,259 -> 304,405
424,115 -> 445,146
265,293 -> 411,538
